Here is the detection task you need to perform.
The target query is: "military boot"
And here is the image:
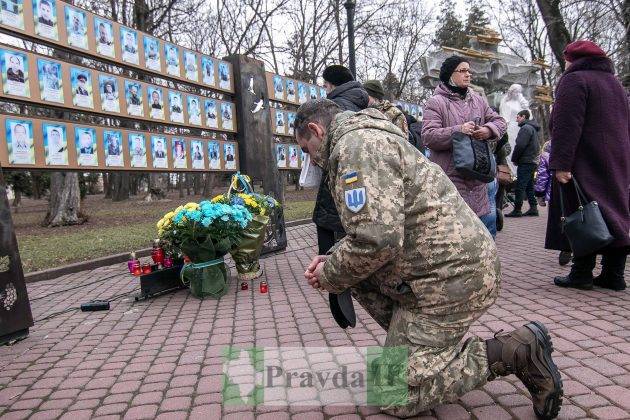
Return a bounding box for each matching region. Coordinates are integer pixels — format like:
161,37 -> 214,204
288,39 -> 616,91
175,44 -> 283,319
486,321 -> 563,419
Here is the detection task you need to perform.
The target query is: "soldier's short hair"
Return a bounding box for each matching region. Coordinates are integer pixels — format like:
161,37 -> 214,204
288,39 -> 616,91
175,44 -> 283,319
518,109 -> 531,119
295,99 -> 342,139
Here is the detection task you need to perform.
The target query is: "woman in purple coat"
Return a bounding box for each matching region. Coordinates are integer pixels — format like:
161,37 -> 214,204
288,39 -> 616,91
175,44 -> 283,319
548,40 -> 630,291
422,56 -> 506,229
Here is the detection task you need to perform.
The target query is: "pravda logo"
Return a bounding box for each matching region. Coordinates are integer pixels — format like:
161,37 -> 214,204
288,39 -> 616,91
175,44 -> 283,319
221,346 -> 409,407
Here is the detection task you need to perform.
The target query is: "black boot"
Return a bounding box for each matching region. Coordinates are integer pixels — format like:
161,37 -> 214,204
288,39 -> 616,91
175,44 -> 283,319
505,208 -> 523,217
524,206 -> 539,216
558,251 -> 572,266
593,251 -> 627,291
496,209 -> 504,232
554,254 -> 595,290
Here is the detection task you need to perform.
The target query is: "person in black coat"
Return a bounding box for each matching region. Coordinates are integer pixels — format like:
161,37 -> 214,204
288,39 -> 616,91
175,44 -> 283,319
547,41 -> 630,291
313,65 -> 369,254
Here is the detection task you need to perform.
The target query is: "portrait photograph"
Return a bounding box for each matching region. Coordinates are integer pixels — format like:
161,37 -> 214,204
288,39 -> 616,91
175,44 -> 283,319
183,50 -> 198,82
43,122 -> 67,166
297,82 -> 307,104
224,142 -> 236,170
286,79 -> 295,102
5,119 -> 34,165
204,99 -> 217,128
309,85 -> 317,100
276,144 -> 286,168
191,139 -> 204,169
147,86 -> 164,120
187,95 -> 201,126
287,112 -> 296,136
125,80 -> 144,117
104,129 -> 123,167
33,0 -> 58,40
1,0 -> 24,29
37,58 -> 63,103
172,137 -> 187,169
288,145 -> 299,169
151,135 -> 168,168
319,87 -> 326,98
275,110 -> 285,135
143,36 -> 161,71
165,44 -> 180,77
121,28 -> 139,65
128,133 -> 147,168
220,102 -> 233,131
99,75 -> 120,113
1,50 -> 29,98
273,75 -> 283,100
218,62 -> 230,90
168,90 -> 184,123
201,56 -> 214,86
65,6 -> 87,50
71,67 -> 93,108
94,17 -> 114,58
208,141 -> 220,169
75,126 -> 97,166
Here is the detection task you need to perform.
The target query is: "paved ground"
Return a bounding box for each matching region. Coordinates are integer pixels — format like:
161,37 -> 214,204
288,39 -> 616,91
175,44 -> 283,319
1,209 -> 629,420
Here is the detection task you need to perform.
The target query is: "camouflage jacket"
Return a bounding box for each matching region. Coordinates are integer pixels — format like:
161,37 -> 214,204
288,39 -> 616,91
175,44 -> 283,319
372,100 -> 409,138
317,108 -> 500,315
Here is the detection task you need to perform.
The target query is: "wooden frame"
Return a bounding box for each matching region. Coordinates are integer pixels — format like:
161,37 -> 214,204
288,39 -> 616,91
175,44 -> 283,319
0,114 -> 239,172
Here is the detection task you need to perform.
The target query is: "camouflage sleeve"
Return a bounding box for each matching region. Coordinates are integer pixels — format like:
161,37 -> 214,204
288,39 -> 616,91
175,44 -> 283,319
317,132 -> 405,293
396,114 -> 409,139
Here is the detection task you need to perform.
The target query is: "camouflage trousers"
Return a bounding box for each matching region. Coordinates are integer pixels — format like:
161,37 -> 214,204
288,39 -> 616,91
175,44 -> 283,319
351,282 -> 492,418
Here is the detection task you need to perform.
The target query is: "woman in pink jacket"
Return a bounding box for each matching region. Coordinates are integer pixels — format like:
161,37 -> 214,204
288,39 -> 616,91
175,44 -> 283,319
422,56 -> 507,224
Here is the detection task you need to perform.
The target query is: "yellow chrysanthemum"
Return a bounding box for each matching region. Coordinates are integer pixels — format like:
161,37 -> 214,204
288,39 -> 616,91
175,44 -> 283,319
212,195 -> 224,203
163,211 -> 175,221
174,205 -> 184,213
157,219 -> 164,229
184,202 -> 199,210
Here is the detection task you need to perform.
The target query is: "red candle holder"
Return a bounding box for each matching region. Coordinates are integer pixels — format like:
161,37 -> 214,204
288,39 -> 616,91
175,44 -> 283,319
241,282 -> 248,291
132,265 -> 142,276
142,263 -> 152,274
259,281 -> 268,294
163,256 -> 174,268
151,248 -> 164,265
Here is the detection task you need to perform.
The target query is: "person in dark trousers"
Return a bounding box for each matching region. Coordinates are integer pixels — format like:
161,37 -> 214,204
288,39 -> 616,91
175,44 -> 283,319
314,64 -> 369,254
506,110 -> 541,217
546,40 -> 629,291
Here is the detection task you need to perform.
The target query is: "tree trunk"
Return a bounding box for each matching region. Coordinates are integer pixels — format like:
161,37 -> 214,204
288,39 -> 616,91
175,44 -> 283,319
193,173 -> 202,195
178,173 -> 184,198
31,172 -> 43,200
186,174 -> 191,196
43,172 -> 86,226
534,0 -> 572,71
111,172 -> 130,202
145,173 -> 167,201
202,173 -> 218,197
12,190 -> 21,210
103,172 -> 112,198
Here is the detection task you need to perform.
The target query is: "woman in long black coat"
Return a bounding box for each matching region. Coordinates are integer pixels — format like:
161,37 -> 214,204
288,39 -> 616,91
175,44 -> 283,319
547,40 -> 630,291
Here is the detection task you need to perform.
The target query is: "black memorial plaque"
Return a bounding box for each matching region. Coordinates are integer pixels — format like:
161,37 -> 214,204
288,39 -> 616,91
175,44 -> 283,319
0,167 -> 34,345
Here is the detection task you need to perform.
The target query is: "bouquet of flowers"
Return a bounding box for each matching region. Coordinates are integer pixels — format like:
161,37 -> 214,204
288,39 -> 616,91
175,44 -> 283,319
157,200 -> 252,298
212,174 -> 280,280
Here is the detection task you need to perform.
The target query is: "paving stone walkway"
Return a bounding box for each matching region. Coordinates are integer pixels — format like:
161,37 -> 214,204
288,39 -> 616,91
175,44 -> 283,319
1,208 -> 629,419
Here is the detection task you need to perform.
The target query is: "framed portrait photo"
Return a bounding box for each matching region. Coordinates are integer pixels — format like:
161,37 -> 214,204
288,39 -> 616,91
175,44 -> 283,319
187,95 -> 201,126
99,74 -> 120,113
224,142 -> 236,170
275,144 -> 286,169
120,27 -> 139,65
1,49 -> 30,98
273,75 -> 283,100
275,109 -> 285,135
70,67 -> 93,108
128,132 -> 147,168
75,126 -> 97,166
287,112 -> 296,136
208,140 -> 220,170
65,6 -> 88,50
151,135 -> 168,169
143,36 -> 161,71
297,82 -> 307,104
164,43 -> 180,77
168,90 -> 184,123
191,139 -> 204,169
319,86 -> 327,98
172,137 -> 187,169
183,50 -> 198,82
33,0 -> 58,40
43,122 -> 68,165
125,80 -> 143,117
147,86 -> 164,120
104,129 -> 123,167
204,99 -> 217,129
288,145 -> 299,169
5,118 -> 34,165
309,85 -> 317,100
286,79 -> 296,102
218,61 -> 230,90
37,58 -> 63,103
94,17 -> 115,58
220,102 -> 233,131
201,56 -> 215,86
1,0 -> 24,30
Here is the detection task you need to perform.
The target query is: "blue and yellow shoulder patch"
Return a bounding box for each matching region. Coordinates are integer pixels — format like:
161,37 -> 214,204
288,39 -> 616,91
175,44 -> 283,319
342,171 -> 358,184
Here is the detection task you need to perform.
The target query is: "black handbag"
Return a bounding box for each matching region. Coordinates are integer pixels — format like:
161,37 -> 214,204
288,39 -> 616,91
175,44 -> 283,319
451,131 -> 496,183
558,178 -> 614,257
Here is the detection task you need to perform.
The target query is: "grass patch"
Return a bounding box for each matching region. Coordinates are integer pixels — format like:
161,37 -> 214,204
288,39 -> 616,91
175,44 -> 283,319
18,200 -> 315,273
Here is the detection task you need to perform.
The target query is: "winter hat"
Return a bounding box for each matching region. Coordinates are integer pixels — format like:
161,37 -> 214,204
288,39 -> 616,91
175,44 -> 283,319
363,80 -> 385,100
439,55 -> 468,84
563,40 -> 607,62
322,65 -> 354,86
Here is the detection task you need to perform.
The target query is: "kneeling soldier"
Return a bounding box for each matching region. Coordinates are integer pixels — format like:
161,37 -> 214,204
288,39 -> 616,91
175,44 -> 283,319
297,99 -> 563,419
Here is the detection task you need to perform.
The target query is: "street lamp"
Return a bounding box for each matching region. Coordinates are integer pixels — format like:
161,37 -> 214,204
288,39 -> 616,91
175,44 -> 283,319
344,0 -> 356,77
